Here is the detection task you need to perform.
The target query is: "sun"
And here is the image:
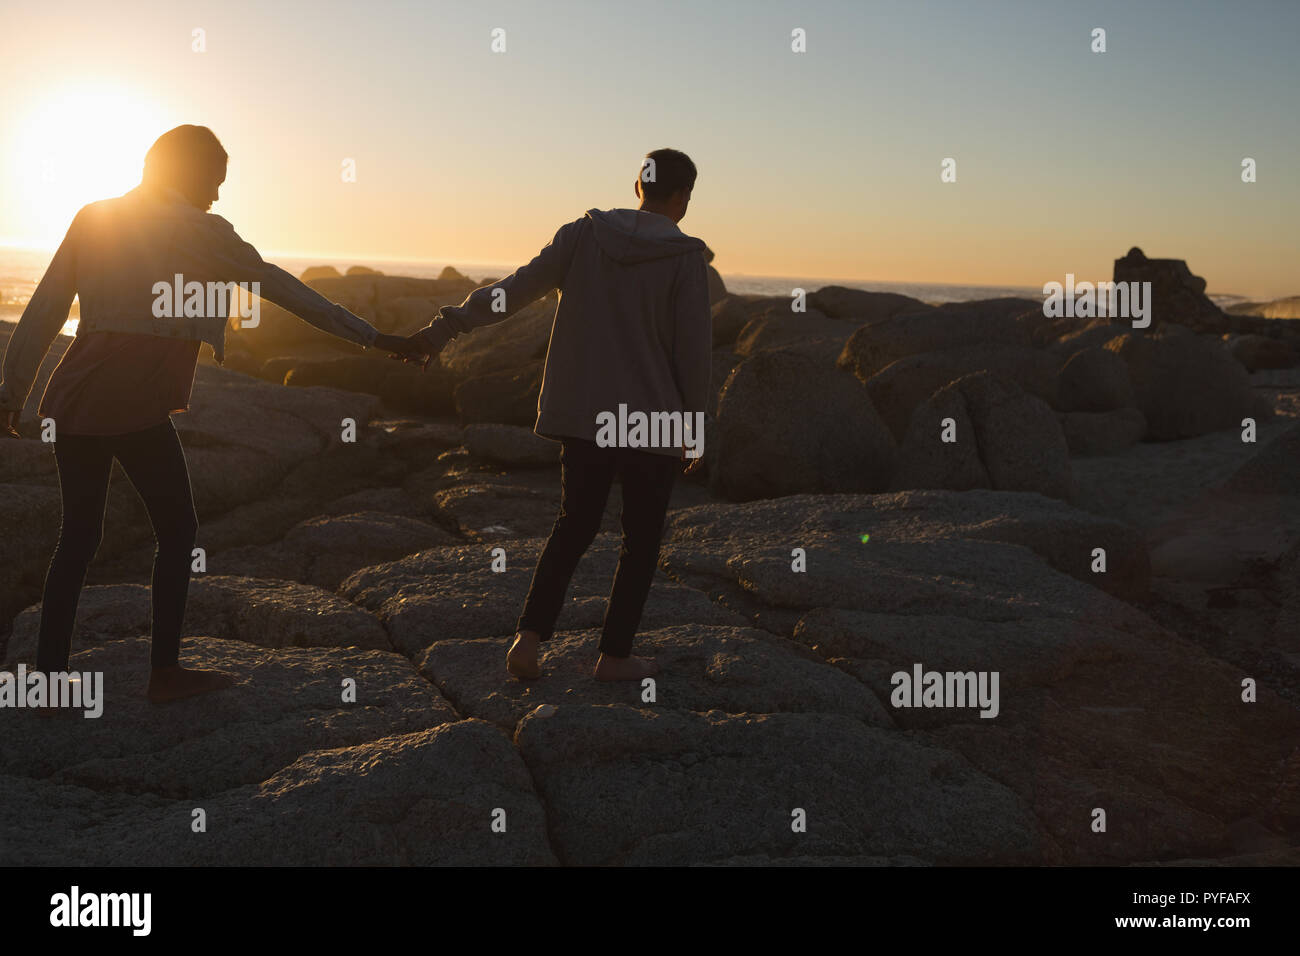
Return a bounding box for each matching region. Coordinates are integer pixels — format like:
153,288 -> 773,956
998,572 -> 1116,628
4,82 -> 171,246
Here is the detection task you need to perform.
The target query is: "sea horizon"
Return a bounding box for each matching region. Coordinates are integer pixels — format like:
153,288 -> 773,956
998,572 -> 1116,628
0,247 -> 1268,326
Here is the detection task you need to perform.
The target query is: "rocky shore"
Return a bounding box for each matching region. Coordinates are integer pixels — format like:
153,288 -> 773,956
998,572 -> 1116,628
1,250 -> 1296,866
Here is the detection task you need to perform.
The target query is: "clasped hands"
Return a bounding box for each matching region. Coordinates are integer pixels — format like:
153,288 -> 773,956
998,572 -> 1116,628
373,329 -> 444,371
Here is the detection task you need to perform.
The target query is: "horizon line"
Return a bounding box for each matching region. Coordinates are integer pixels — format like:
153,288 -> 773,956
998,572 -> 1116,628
0,238 -> 1272,301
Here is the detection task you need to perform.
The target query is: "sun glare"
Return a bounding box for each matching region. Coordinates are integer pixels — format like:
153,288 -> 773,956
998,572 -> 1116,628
7,83 -> 168,246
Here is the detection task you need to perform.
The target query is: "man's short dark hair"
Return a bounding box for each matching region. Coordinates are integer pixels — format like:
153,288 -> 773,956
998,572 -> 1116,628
640,148 -> 697,201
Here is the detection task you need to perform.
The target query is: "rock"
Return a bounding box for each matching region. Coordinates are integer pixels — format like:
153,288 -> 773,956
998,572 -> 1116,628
284,355 -> 394,394
0,635 -> 454,797
709,350 -> 897,501
282,355 -> 457,416
372,419 -> 466,469
462,424 -> 560,466
1104,328 -> 1255,440
5,576 -> 391,665
890,383 -> 989,492
377,296 -> 440,335
657,494 -> 1300,860
454,362 -> 543,426
2,719 -> 556,866
228,274 -> 474,358
173,368 -> 383,519
321,486 -> 426,518
838,298 -> 1042,380
515,704 -> 1046,865
1247,295 -> 1300,319
438,298 -> 554,381
277,510 -> 461,589
341,534 -> 747,657
808,286 -> 931,321
1049,322 -> 1131,361
418,472 -> 571,541
710,295 -> 789,347
733,309 -> 856,362
438,265 -> 469,282
346,265 -> 382,276
709,349 -> 742,417
662,491 -> 1151,615
1218,422 -> 1300,496
1056,346 -> 1134,412
418,624 -> 892,728
794,606 -> 1145,727
299,265 -> 342,281
0,437 -> 57,484
706,264 -> 726,304
893,372 -> 1074,501
868,345 -> 1061,442
1058,407 -> 1147,457
1112,247 -> 1224,330
1226,334 -> 1296,371
258,346 -> 344,384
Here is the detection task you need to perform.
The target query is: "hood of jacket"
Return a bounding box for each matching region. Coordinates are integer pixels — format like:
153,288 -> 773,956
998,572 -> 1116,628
585,208 -> 707,264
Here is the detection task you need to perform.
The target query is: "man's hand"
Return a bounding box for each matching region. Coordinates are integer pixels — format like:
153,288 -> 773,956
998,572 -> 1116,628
391,329 -> 446,372
373,332 -> 431,368
2,410 -> 20,439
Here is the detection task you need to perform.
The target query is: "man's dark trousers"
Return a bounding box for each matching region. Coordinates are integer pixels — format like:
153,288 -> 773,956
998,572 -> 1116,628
517,437 -> 679,658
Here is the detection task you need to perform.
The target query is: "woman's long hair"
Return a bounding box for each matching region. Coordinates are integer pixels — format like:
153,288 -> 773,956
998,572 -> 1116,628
142,125 -> 228,205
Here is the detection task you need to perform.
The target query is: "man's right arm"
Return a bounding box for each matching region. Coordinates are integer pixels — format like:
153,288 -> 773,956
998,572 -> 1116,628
671,250 -> 713,424
416,218 -> 584,353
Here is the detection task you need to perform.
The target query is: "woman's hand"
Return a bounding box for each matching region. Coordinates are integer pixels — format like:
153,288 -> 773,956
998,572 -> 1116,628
386,329 -> 446,372
2,410 -> 20,439
373,332 -> 430,367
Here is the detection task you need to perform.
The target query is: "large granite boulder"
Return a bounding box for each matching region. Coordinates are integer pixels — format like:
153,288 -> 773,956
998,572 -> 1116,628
1103,326 -> 1255,440
892,372 -> 1074,501
839,298 -> 1042,381
808,286 -> 931,321
868,344 -> 1060,442
709,350 -> 897,501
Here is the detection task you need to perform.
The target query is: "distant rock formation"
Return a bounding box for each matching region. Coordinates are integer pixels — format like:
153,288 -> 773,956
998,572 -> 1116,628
1226,295 -> 1300,319
346,265 -> 383,276
1113,246 -> 1223,330
300,265 -> 342,282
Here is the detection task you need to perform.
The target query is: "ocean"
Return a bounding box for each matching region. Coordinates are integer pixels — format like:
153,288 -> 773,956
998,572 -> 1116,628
0,247 -> 1256,336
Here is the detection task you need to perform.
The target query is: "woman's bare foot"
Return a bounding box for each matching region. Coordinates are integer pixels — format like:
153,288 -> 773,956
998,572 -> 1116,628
506,631 -> 542,680
147,665 -> 235,703
593,654 -> 659,682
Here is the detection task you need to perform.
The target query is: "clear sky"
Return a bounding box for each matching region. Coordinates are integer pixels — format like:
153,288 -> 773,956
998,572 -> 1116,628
1,0 -> 1296,297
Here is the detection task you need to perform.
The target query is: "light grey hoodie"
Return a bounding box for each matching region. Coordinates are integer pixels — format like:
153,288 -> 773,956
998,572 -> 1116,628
421,208 -> 712,457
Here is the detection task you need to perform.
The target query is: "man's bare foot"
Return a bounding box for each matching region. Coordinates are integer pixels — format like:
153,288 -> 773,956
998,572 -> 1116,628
147,665 -> 235,703
593,654 -> 659,682
506,631 -> 541,680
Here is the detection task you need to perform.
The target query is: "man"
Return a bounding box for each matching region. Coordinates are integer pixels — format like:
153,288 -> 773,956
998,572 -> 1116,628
411,148 -> 712,681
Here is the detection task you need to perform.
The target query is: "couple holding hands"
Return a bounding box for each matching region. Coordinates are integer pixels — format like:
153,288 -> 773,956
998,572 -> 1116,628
0,125 -> 712,703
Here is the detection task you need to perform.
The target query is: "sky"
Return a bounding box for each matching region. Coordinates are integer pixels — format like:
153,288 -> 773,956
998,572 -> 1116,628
1,0 -> 1296,297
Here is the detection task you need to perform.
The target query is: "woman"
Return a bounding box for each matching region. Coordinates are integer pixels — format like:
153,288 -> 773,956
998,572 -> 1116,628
0,125 -> 423,703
